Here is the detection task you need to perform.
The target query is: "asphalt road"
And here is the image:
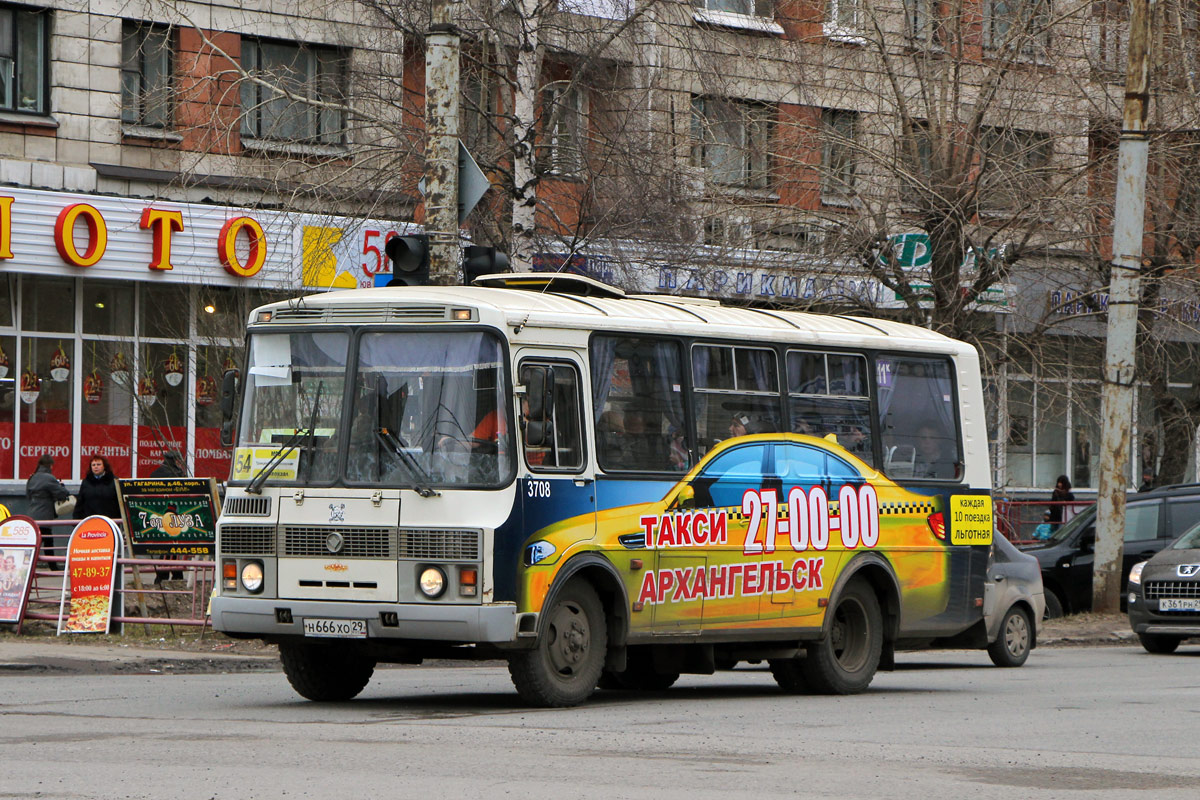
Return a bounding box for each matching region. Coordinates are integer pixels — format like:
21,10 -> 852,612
2,644 -> 1199,799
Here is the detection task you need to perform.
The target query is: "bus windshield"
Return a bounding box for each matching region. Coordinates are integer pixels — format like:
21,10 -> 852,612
345,330 -> 513,488
236,331 -> 349,485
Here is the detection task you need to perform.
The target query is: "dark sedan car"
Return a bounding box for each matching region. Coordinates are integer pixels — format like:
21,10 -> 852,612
1127,521 -> 1200,653
1023,484 -> 1200,617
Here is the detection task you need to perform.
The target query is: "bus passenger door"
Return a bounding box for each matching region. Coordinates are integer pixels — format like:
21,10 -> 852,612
516,355 -> 597,605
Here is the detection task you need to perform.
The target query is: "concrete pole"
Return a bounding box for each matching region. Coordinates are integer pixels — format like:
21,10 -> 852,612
1094,0 -> 1154,613
424,0 -> 461,284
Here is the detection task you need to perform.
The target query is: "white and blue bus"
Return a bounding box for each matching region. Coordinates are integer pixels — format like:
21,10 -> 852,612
212,273 -> 996,706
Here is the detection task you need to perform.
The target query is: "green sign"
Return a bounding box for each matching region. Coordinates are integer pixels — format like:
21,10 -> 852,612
117,478 -> 220,556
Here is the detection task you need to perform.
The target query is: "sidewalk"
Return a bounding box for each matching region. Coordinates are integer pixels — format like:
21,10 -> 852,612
0,634 -> 279,675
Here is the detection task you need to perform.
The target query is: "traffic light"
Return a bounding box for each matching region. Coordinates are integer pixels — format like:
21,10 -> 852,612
462,245 -> 510,285
385,234 -> 430,286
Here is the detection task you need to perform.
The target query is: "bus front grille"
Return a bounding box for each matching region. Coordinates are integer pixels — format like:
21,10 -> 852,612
220,525 -> 277,555
397,529 -> 481,561
224,496 -> 272,517
283,526 -> 395,558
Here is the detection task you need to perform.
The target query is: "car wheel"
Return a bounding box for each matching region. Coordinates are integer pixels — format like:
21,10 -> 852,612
508,580 -> 607,707
800,579 -> 883,695
1043,590 -> 1064,620
988,606 -> 1032,667
1137,632 -> 1182,654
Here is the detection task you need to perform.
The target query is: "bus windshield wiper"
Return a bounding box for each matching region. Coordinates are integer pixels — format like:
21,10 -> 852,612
247,381 -> 323,495
247,427 -> 305,495
375,426 -> 439,498
300,382 -> 324,479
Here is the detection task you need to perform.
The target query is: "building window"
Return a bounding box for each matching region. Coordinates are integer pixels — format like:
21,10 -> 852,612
241,39 -> 347,144
906,0 -> 948,46
461,68 -> 495,155
121,22 -> 173,128
980,127 -> 1052,210
692,0 -> 773,16
822,109 -> 858,202
540,84 -> 584,176
825,0 -> 862,35
985,0 -> 1052,56
0,5 -> 47,114
691,97 -> 771,189
1089,1 -> 1127,77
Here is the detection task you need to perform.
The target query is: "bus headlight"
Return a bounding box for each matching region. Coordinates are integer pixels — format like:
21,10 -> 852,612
524,540 -> 556,566
419,566 -> 447,598
1129,561 -> 1148,586
240,561 -> 264,593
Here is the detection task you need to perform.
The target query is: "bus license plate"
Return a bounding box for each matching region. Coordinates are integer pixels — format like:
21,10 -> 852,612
303,618 -> 367,638
1159,599 -> 1200,612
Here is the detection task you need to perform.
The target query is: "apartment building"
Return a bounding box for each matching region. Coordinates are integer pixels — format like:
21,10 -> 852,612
0,0 -> 1195,502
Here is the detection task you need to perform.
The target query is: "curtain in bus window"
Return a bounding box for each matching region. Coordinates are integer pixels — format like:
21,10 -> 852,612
590,336 -> 618,419
591,336 -> 686,473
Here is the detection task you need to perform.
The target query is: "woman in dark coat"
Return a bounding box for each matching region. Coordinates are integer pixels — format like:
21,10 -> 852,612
1048,474 -> 1075,526
76,455 -> 122,519
25,454 -> 69,520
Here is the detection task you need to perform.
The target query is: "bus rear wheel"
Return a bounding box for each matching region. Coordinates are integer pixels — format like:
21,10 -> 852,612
279,641 -> 376,702
801,579 -> 882,695
508,580 -> 607,707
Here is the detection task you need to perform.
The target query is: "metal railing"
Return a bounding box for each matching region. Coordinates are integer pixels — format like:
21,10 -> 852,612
995,499 -> 1094,544
21,519 -> 214,631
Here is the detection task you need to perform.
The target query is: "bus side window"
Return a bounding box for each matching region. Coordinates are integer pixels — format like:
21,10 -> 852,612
520,362 -> 584,472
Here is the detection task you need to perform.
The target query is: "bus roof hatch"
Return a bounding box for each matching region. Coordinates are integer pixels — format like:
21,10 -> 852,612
471,272 -> 627,299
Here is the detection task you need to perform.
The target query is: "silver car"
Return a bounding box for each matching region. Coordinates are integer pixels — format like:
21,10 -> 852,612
983,534 -> 1046,666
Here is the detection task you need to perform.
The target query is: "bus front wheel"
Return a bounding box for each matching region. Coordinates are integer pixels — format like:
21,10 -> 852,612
801,579 -> 882,695
508,580 -> 607,707
279,641 -> 376,702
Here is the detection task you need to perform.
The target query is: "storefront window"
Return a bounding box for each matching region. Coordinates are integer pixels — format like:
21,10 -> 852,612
22,277 -> 75,333
1072,388 -> 1100,489
1036,384 -> 1067,487
195,344 -> 239,479
83,282 -> 135,336
0,334 -> 14,479
80,340 -> 134,478
18,337 -> 74,479
0,276 -> 14,327
197,287 -> 287,341
136,342 -> 187,476
1006,381 -> 1033,488
140,284 -> 189,339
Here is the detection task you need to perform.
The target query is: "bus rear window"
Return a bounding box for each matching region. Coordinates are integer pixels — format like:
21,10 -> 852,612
877,356 -> 960,481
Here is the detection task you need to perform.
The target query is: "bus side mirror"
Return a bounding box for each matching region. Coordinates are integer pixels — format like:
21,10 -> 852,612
525,366 -> 550,421
525,420 -> 548,448
219,369 -> 240,448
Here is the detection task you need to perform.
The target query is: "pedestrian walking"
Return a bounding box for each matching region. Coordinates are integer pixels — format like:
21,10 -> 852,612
25,455 -> 70,558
